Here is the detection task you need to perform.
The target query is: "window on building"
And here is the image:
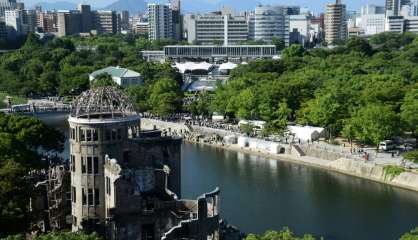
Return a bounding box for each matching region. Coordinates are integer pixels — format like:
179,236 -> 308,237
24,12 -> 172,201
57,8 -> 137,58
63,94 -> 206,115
71,186 -> 76,203
82,188 -> 86,205
87,157 -> 92,174
117,128 -> 122,140
94,188 -> 100,205
81,157 -> 86,174
93,129 -> 98,141
93,157 -> 99,174
86,129 -> 92,141
70,128 -> 75,140
111,129 -> 117,140
73,216 -> 77,226
80,129 -> 85,142
106,177 -> 111,195
105,129 -> 111,141
123,151 -> 130,164
70,155 -> 75,172
88,188 -> 93,206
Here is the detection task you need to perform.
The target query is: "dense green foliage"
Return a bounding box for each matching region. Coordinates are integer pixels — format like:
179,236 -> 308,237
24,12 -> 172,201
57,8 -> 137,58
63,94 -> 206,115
403,151 -> 418,163
0,114 -> 64,237
245,228 -> 317,240
1,232 -> 100,240
209,34 -> 418,144
400,227 -> 418,240
383,165 -> 406,180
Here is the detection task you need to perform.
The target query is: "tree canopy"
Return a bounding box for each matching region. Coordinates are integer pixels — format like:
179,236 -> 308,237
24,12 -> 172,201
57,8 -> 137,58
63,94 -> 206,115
0,114 -> 64,237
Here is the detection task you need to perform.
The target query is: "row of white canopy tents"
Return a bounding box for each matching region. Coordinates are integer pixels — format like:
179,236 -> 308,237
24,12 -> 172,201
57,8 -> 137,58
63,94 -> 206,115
174,62 -> 238,75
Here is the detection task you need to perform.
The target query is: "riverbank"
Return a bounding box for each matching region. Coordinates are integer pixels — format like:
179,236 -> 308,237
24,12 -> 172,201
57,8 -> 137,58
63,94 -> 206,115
141,118 -> 418,193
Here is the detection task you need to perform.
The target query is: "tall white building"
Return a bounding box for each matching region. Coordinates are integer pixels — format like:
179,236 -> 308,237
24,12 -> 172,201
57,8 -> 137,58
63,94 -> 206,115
0,0 -> 16,20
5,9 -> 23,36
289,15 -> 309,46
250,5 -> 289,46
183,13 -> 248,45
357,4 -> 386,35
325,0 -> 347,44
147,3 -> 173,40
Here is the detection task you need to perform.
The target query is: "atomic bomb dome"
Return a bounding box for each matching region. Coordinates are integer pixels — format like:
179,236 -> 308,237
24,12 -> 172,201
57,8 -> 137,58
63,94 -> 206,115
70,86 -> 137,119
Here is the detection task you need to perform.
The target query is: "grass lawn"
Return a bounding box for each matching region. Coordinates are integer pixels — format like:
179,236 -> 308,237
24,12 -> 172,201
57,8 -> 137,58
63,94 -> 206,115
0,92 -> 27,108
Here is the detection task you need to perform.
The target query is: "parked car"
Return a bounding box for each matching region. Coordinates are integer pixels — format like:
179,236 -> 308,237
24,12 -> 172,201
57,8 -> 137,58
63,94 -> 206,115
379,140 -> 396,151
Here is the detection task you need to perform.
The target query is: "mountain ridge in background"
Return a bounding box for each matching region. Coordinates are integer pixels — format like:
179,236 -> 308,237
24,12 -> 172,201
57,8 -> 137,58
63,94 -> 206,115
34,1 -> 77,10
102,0 -> 147,14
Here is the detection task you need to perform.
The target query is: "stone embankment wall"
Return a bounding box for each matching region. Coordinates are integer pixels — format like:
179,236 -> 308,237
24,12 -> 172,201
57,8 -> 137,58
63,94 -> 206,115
142,118 -> 418,192
327,158 -> 418,192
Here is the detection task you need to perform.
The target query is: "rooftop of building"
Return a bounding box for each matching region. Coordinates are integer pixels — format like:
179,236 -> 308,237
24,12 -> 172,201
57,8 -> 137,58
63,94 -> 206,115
70,86 -> 138,119
90,66 -> 141,79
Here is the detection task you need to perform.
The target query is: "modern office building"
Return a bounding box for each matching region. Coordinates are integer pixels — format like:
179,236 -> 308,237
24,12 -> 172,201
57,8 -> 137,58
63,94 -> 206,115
357,4 -> 386,35
119,10 -> 129,31
78,4 -> 92,33
5,9 -> 23,36
325,0 -> 347,44
0,21 -> 7,39
0,0 -> 17,20
37,11 -> 57,33
147,3 -> 173,40
93,10 -> 120,34
250,5 -> 289,45
57,10 -> 82,37
23,9 -> 37,32
385,15 -> 418,33
184,13 -> 248,45
134,21 -> 148,35
289,15 -> 310,46
171,0 -> 182,40
386,0 -> 411,16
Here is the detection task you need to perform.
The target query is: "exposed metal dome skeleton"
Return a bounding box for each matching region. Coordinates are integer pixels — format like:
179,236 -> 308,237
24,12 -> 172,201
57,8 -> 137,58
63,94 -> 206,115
71,87 -> 136,118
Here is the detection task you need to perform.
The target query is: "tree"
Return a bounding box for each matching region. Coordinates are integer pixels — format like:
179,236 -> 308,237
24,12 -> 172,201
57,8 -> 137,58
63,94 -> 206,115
403,151 -> 418,164
0,114 -> 64,237
245,228 -> 317,240
400,88 -> 418,136
90,74 -> 117,89
1,232 -> 101,240
399,227 -> 418,240
272,37 -> 285,51
282,44 -> 305,58
149,78 -> 182,117
347,104 -> 400,146
346,37 -> 373,56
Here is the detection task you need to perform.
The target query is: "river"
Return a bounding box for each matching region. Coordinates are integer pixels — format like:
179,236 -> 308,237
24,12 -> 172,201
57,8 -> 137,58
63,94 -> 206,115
43,114 -> 418,240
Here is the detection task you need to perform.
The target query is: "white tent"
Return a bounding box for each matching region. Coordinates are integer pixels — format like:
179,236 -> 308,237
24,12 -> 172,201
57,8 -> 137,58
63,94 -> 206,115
219,62 -> 238,71
288,126 -> 326,142
175,62 -> 213,74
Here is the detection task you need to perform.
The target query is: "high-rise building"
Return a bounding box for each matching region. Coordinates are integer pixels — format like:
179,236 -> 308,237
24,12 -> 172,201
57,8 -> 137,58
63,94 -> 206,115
78,4 -> 92,33
5,9 -> 23,36
0,21 -> 7,40
147,4 -> 173,40
38,11 -> 57,33
325,0 -> 347,44
119,10 -> 129,30
289,15 -> 310,46
171,0 -> 182,40
23,9 -> 37,32
184,13 -> 248,45
57,10 -> 82,37
386,0 -> 411,16
358,5 -> 386,35
93,10 -> 120,34
0,0 -> 17,20
250,5 -> 289,45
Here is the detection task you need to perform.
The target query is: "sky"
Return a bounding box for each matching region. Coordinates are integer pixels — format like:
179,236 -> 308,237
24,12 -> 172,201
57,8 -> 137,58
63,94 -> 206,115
22,0 -> 386,13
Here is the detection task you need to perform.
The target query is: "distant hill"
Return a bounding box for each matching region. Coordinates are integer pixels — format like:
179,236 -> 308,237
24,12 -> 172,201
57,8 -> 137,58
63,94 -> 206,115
102,0 -> 147,15
34,1 -> 77,10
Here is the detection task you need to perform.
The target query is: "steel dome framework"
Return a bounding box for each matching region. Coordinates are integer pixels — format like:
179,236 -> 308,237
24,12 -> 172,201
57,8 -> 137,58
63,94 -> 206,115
71,87 -> 136,119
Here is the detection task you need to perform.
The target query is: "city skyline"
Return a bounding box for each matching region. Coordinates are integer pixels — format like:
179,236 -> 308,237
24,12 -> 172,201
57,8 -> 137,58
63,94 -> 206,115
21,0 -> 385,13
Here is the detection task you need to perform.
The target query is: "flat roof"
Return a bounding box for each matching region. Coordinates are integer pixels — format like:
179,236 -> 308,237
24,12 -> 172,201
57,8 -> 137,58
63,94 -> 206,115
165,45 -> 276,48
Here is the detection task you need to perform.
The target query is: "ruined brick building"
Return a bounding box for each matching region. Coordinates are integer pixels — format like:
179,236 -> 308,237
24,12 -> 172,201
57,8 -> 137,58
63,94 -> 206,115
67,87 -> 220,240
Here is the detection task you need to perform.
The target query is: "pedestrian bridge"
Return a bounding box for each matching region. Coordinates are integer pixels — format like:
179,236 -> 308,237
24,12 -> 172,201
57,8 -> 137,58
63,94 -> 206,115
0,103 -> 71,115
